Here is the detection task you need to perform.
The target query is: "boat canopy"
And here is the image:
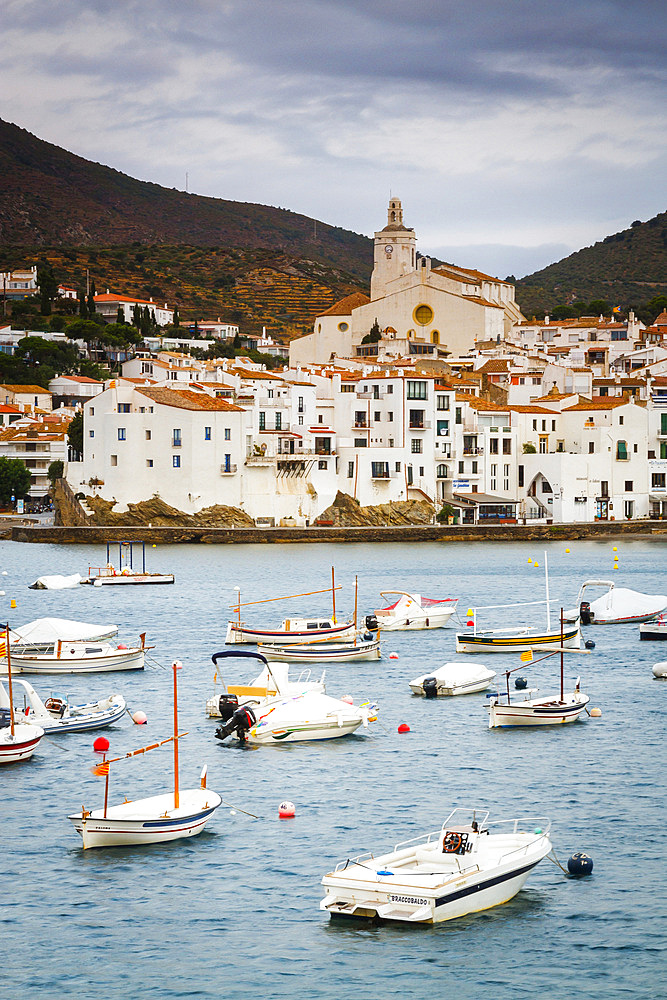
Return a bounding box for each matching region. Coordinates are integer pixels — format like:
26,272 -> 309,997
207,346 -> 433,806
8,618 -> 119,645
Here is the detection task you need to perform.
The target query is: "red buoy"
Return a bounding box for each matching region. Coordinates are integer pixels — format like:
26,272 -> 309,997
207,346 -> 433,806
279,800 -> 296,818
93,736 -> 110,753
467,620 -> 474,627
398,723 -> 410,734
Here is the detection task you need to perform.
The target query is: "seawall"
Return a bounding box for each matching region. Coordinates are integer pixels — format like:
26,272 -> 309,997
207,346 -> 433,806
5,521 -> 667,545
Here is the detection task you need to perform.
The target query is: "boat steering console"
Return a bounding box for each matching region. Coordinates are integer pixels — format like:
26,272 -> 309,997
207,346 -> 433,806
442,831 -> 472,855
211,650 -> 268,743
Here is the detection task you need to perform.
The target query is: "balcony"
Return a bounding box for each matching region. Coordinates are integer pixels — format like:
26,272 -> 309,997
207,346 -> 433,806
220,464 -> 237,475
354,420 -> 369,429
463,447 -> 482,456
370,470 -> 391,480
409,420 -> 431,430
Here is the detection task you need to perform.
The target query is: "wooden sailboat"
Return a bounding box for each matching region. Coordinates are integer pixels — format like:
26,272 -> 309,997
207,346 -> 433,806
68,661 -> 221,848
0,623 -> 44,764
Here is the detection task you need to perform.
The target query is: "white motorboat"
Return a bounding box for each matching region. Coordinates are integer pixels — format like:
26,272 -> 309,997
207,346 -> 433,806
3,618 -> 119,654
0,642 -> 44,764
5,637 -> 147,674
2,678 -> 126,734
652,661 -> 667,678
29,573 -> 82,590
320,807 -> 552,924
367,592 -> 458,631
409,662 -> 496,697
226,617 -> 356,646
257,638 -> 381,663
486,684 -> 590,728
68,661 -> 221,849
206,650 -> 326,718
82,541 -> 174,586
564,581 -> 667,625
640,615 -> 667,640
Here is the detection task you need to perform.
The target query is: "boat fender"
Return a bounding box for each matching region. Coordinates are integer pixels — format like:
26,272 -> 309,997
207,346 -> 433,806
585,639 -> 596,650
363,631 -> 374,641
514,677 -> 528,690
580,601 -> 593,626
567,852 -> 593,877
425,618 -> 429,628
422,677 -> 438,699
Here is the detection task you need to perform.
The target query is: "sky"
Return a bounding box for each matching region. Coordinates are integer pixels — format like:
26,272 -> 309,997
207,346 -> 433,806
2,0 -> 666,278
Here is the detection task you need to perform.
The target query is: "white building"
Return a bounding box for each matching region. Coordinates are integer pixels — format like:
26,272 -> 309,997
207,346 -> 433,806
94,293 -> 174,326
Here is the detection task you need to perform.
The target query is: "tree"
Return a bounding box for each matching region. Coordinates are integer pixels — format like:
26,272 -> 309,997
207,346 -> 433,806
588,299 -> 610,317
173,305 -> 180,328
522,442 -> 537,454
78,289 -> 88,318
37,263 -> 57,316
233,330 -> 241,347
87,280 -> 97,318
65,318 -> 105,358
551,305 -> 577,321
116,305 -> 125,324
132,303 -> 141,328
361,318 -> 381,344
68,410 -> 83,458
47,459 -> 64,485
13,336 -> 80,386
0,457 -> 32,505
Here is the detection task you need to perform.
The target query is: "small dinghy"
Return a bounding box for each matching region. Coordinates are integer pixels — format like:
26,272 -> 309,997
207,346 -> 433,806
565,581 -> 667,625
409,662 -> 496,697
29,573 -> 82,590
320,807 -> 552,924
68,661 -> 221,849
2,678 -> 126,734
367,592 -> 458,631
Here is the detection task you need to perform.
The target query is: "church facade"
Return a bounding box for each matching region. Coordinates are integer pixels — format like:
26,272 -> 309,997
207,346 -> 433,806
290,198 -> 524,366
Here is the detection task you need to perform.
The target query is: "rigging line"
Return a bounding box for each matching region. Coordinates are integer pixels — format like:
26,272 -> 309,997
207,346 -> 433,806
229,584 -> 342,611
220,798 -> 260,819
546,850 -> 569,874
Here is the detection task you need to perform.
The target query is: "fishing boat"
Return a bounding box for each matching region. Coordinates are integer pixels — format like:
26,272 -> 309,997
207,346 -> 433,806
5,637 -> 147,674
640,615 -> 667,640
2,618 -> 119,654
0,632 -> 44,764
82,541 -> 174,586
366,592 -> 458,631
257,637 -> 381,663
409,662 -> 496,697
68,661 -> 221,849
2,678 -> 126,734
225,569 -> 355,645
206,650 -> 326,718
564,581 -> 667,625
486,615 -> 590,728
212,651 -> 377,744
320,807 -> 552,924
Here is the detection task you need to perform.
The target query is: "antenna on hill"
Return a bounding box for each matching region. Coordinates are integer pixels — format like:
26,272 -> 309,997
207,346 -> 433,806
185,172 -> 189,193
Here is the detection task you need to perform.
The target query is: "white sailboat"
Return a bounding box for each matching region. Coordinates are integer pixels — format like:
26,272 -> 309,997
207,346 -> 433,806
0,627 -> 44,765
68,661 -> 221,849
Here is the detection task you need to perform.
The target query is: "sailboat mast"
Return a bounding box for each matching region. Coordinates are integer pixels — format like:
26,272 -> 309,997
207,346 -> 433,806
544,551 -> 551,632
560,608 -> 564,701
354,576 -> 358,647
173,661 -> 181,809
5,623 -> 15,738
331,567 -> 336,623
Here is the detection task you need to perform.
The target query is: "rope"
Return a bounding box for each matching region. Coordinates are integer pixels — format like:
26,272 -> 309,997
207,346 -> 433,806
219,797 -> 260,819
144,652 -> 167,670
547,849 -> 569,874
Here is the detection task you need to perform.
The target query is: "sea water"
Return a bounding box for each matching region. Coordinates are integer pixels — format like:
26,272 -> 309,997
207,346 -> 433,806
1,538 -> 665,1000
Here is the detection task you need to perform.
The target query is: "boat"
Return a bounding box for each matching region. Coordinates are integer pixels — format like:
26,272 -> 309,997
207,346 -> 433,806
652,661 -> 667,678
486,617 -> 590,728
409,662 -> 496,697
2,678 -> 126,734
564,581 -> 667,625
29,573 -> 82,590
366,592 -> 458,631
257,637 -> 381,663
4,636 -> 148,674
212,651 -> 377,744
0,635 -> 44,764
82,541 -> 174,585
640,615 -> 667,640
2,618 -> 119,654
68,660 -> 221,849
320,807 -> 552,924
206,650 -> 326,718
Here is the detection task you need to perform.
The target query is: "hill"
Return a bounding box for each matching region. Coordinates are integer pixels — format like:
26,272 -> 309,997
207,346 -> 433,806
517,212 -> 667,317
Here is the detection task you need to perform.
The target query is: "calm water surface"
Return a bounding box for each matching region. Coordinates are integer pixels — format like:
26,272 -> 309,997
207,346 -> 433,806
1,539 -> 665,1000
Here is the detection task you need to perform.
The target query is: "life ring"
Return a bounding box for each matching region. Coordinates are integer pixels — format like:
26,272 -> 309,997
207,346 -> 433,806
442,832 -> 462,854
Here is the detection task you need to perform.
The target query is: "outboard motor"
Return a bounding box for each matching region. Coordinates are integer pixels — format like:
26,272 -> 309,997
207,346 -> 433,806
217,693 -> 239,722
215,703 -> 257,743
365,614 -> 379,631
423,677 -> 439,699
0,707 -> 10,729
580,601 -> 593,626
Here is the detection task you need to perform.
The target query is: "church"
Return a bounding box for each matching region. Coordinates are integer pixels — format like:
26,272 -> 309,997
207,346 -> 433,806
289,198 -> 524,366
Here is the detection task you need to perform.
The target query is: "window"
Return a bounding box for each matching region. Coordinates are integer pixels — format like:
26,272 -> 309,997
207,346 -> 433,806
502,439 -> 511,455
354,438 -> 367,448
388,438 -> 394,448
518,465 -> 524,488
407,381 -> 427,400
267,389 -> 274,399
373,386 -> 380,399
542,480 -> 552,493
472,461 -> 478,474
89,430 -> 94,438
275,412 -> 282,430
90,407 -> 94,416
172,428 -> 181,447
601,481 -> 609,497
110,455 -> 117,466
519,377 -> 525,385
224,428 -> 231,440
436,420 -> 449,436
298,416 -> 303,426
146,459 -> 153,468
117,428 -> 126,441
616,440 -> 628,460
387,385 -> 393,394
619,415 -> 624,425
437,464 -> 448,478
146,430 -> 151,441
633,443 -> 638,453
395,461 -> 401,472
419,466 -> 424,476
173,455 -> 180,468
409,409 -> 424,428
504,464 -> 510,492
413,304 -> 433,326
411,439 -> 422,454
318,460 -> 327,470
347,461 -> 354,478
374,411 -> 381,422
117,403 -> 131,413
532,419 -> 537,431
625,480 -> 633,491
298,396 -> 304,413
652,473 -> 666,488
318,415 -> 323,424
541,420 -> 546,432
371,461 -> 389,478
259,412 -> 265,430
539,436 -> 548,454
223,454 -> 232,473
407,466 -> 413,485
387,412 -> 393,422
455,407 -> 462,424
624,499 -> 634,518
589,442 -> 594,453
355,411 -> 366,427
489,438 -> 499,454
458,461 -> 464,474
436,395 -> 449,410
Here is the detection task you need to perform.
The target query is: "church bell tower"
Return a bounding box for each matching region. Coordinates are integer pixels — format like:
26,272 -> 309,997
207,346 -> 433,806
370,197 -> 417,301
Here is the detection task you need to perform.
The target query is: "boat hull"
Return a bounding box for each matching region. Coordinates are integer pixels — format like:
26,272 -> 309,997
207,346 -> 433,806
249,717 -> 363,743
377,610 -> 455,632
39,700 -> 127,734
640,623 -> 667,640
456,625 -> 580,654
68,789 -> 222,848
6,650 -> 145,674
84,574 -> 174,586
0,724 -> 44,764
226,622 -> 356,645
487,693 -> 590,728
259,641 -> 380,663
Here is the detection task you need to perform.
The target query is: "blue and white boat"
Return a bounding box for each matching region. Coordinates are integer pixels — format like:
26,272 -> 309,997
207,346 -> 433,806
3,678 -> 126,734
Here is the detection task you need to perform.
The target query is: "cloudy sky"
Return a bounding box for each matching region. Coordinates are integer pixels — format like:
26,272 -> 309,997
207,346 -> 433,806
2,0 -> 665,277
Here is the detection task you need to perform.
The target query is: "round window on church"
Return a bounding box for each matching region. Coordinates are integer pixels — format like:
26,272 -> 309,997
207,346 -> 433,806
338,322 -> 349,332
414,304 -> 434,326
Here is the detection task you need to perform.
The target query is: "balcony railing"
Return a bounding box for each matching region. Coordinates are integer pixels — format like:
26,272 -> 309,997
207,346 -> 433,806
463,447 -> 482,456
409,420 -> 431,430
354,420 -> 369,428
220,464 -> 237,475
